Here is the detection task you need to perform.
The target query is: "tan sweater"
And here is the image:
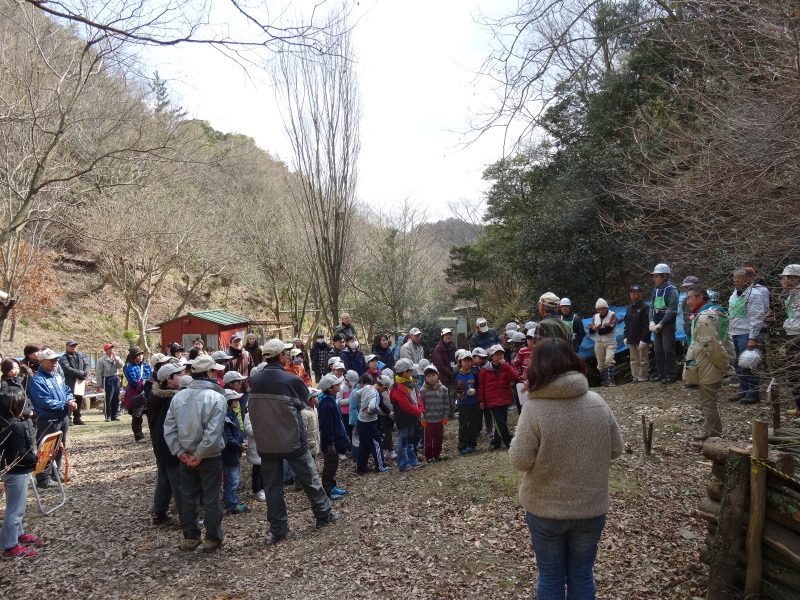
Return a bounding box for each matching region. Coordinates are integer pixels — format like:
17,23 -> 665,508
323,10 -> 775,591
508,371 -> 624,519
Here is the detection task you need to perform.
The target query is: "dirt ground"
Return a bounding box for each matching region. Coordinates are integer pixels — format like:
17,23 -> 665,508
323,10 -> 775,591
0,381 -> 783,599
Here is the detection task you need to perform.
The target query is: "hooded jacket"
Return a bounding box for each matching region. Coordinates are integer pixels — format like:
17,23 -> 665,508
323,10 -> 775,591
146,383 -> 180,465
509,371 -> 624,519
390,383 -> 425,428
317,393 -> 351,453
341,346 -> 367,375
248,363 -> 310,459
478,361 -> 518,408
684,302 -> 735,385
163,379 -> 226,461
0,415 -> 38,474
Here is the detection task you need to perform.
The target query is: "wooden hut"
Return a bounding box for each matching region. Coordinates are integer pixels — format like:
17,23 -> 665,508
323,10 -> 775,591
157,310 -> 250,352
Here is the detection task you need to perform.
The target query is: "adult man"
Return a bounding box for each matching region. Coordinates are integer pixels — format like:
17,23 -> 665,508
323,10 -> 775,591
558,298 -> 586,352
96,343 -> 124,421
624,285 -> 651,384
334,313 -> 357,340
469,318 -> 501,350
398,327 -> 425,363
327,334 -> 346,373
58,340 -> 89,425
684,287 -> 734,448
590,299 -> 618,387
27,348 -> 77,488
431,328 -> 457,418
780,264 -> 800,411
679,276 -> 700,341
534,292 -> 573,341
649,263 -> 680,384
248,338 -> 339,543
729,267 -> 769,404
225,333 -> 254,413
163,355 -> 227,553
310,332 -> 332,383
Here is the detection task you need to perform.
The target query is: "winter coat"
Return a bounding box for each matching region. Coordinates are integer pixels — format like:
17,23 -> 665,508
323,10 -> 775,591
509,371 -> 624,520
334,322 -> 357,339
302,406 -> 320,455
728,283 -> 769,339
478,361 -> 518,409
469,328 -> 500,351
317,393 -> 351,454
511,346 -> 532,383
163,379 -> 227,461
124,362 -> 152,390
390,383 -> 425,428
27,367 -> 73,419
284,362 -> 312,386
58,350 -> 89,392
684,303 -> 735,386
248,364 -> 310,460
222,408 -> 246,466
341,347 -> 367,375
244,342 -> 263,367
0,415 -> 38,474
419,382 -> 449,424
226,348 -> 254,393
624,300 -> 650,346
243,413 -> 260,465
311,341 -> 333,374
431,341 -> 456,387
146,383 -> 180,466
398,339 -> 424,364
371,345 -> 395,370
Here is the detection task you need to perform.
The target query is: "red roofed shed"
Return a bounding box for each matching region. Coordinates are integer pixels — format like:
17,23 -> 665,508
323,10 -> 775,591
157,310 -> 251,352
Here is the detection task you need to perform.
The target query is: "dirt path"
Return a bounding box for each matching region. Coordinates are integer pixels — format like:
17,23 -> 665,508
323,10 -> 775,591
0,382 -> 775,599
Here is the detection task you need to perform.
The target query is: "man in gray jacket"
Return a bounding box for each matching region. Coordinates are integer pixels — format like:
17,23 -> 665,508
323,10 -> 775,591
59,340 -> 89,425
163,355 -> 227,553
398,327 -> 424,364
249,338 -> 339,543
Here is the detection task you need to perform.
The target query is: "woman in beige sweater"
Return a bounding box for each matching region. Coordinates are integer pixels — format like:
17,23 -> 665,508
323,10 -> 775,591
509,338 -> 624,600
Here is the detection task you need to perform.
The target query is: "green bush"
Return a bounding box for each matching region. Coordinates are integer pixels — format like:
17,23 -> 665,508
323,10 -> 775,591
19,317 -> 30,326
40,321 -> 54,330
122,330 -> 140,345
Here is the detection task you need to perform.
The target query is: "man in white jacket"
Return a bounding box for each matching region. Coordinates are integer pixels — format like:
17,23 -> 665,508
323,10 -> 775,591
781,265 -> 800,411
728,267 -> 769,404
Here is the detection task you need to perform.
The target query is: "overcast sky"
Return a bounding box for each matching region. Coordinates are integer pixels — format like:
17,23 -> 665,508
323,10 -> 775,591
144,0 -> 517,220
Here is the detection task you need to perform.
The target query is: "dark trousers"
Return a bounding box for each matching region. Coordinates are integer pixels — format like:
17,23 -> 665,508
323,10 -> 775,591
179,456 -> 223,542
490,405 -> 512,448
251,462 -> 263,493
35,415 -> 69,483
72,394 -> 83,421
131,416 -> 145,440
320,445 -> 340,495
652,320 -> 677,380
103,375 -> 121,419
423,421 -> 444,459
379,415 -> 394,451
483,407 -> 493,431
152,460 -> 182,518
457,403 -> 482,451
356,420 -> 386,473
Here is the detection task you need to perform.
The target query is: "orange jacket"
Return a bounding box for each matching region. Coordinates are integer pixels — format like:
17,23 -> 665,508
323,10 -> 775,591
284,363 -> 312,386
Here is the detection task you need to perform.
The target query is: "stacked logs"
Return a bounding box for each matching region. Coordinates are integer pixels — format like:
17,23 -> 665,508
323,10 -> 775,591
698,434 -> 800,599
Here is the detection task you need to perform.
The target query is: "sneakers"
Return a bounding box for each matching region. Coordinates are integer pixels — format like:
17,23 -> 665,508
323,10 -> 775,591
466,446 -> 475,454
255,490 -> 266,502
2,544 -> 36,558
460,449 -> 469,455
329,492 -> 344,501
18,534 -> 44,545
36,478 -> 54,490
378,466 -> 392,472
227,503 -> 248,515
316,512 -> 342,529
202,539 -> 223,553
486,429 -> 494,437
331,487 -> 347,495
388,451 -> 397,460
105,417 -> 111,422
180,539 -> 202,551
151,513 -> 170,525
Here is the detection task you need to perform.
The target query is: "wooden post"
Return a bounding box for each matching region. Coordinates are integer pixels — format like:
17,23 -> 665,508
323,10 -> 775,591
767,378 -> 780,431
745,420 -> 768,597
641,414 -> 653,455
706,448 -> 750,600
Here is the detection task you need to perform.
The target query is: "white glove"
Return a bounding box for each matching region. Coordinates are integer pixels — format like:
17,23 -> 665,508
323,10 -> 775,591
466,388 -> 476,396
623,338 -> 628,347
654,323 -> 663,333
648,321 -> 656,332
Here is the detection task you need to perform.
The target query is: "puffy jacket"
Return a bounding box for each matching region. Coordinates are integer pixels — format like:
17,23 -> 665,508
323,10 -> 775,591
146,383 -> 180,466
469,328 -> 500,350
684,303 -> 735,385
341,347 -> 367,375
222,409 -> 246,466
0,415 -> 38,474
479,361 -> 518,408
58,351 -> 89,390
248,363 -> 310,459
371,345 -> 395,370
431,341 -> 456,387
27,367 -> 73,419
243,413 -> 260,465
302,406 -> 320,455
163,379 -> 226,461
511,346 -> 532,382
317,393 -> 351,453
398,340 -> 424,364
390,383 -> 425,428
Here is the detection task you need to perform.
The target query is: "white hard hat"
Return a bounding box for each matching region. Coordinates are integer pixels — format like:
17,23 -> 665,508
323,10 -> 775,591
738,349 -> 762,370
780,264 -> 800,277
652,263 -> 671,275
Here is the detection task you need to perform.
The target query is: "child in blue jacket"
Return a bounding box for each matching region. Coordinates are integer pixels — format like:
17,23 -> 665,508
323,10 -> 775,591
222,389 -> 248,515
317,373 -> 351,500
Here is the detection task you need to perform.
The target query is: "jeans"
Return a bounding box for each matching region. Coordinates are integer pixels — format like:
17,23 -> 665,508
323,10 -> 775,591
396,425 -> 418,471
103,375 -> 121,419
732,334 -> 760,399
260,450 -> 331,537
652,320 -> 676,380
151,460 -> 183,518
0,473 -> 29,549
35,415 -> 68,484
222,464 -> 241,510
179,456 -> 223,542
357,420 -> 386,472
526,513 -> 607,600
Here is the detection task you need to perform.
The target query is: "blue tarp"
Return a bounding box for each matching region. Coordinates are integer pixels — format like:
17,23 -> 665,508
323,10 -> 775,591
576,296 -> 688,360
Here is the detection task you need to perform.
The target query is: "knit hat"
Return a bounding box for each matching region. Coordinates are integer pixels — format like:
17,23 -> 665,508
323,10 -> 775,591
595,298 -> 609,309
126,346 -> 144,362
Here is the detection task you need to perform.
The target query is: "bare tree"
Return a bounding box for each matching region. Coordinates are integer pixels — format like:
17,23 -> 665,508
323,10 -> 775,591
271,5 -> 360,333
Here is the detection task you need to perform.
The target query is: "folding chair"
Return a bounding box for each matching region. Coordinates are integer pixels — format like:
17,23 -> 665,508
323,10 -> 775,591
29,431 -> 67,515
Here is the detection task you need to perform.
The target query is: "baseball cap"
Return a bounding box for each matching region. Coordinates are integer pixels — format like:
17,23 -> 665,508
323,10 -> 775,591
38,348 -> 60,361
365,354 -> 377,363
191,355 -> 227,373
630,284 -> 643,292
476,317 -> 488,332
395,358 -> 414,373
441,328 -> 452,335
157,362 -> 184,382
103,343 -> 115,350
222,371 -> 247,385
376,375 -> 393,387
318,373 -> 344,392
179,375 -> 193,388
471,347 -> 488,357
168,342 -> 185,353
488,344 -> 505,355
332,361 -> 345,371
423,364 -> 439,375
511,331 -> 526,343
148,353 -> 172,368
65,340 -> 78,347
211,350 -> 233,362
261,338 -> 294,359
539,292 -> 560,307
680,276 -> 699,288
230,333 -> 243,342
408,327 -> 422,336
289,348 -> 303,358
224,388 -> 243,401
455,349 -> 472,361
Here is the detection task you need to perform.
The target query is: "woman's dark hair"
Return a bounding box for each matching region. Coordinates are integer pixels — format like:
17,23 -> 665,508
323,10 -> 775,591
359,373 -> 374,386
526,338 -> 587,393
188,347 -> 201,361
345,335 -> 356,343
1,358 -> 20,378
372,334 -> 387,350
23,344 -> 41,358
0,386 -> 27,418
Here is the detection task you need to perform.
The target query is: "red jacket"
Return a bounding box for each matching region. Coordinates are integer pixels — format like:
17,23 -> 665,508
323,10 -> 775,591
511,347 -> 532,382
390,384 -> 425,428
478,362 -> 518,408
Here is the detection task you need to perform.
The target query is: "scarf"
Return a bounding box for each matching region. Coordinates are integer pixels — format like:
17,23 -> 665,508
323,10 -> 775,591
395,374 -> 414,387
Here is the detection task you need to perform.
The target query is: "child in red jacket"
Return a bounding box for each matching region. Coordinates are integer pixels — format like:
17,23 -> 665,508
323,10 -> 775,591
478,344 -> 518,450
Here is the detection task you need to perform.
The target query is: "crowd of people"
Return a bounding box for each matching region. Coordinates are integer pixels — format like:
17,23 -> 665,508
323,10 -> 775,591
1,263 -> 798,600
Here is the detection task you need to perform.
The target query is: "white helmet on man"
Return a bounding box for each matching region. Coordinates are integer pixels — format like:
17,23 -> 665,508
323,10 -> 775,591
652,263 -> 671,275
738,349 -> 762,370
780,264 -> 800,277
